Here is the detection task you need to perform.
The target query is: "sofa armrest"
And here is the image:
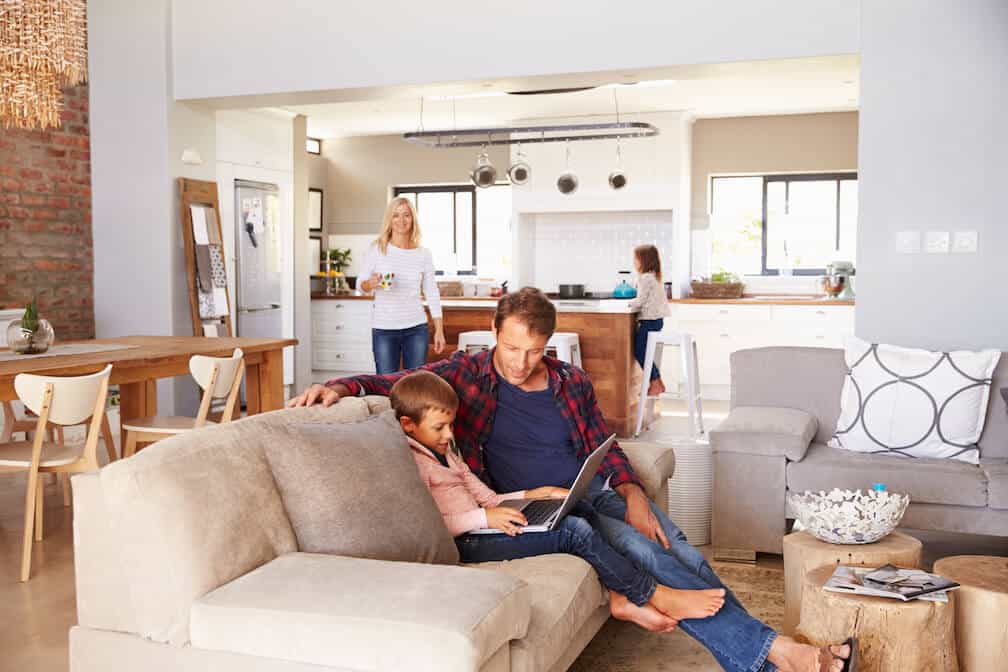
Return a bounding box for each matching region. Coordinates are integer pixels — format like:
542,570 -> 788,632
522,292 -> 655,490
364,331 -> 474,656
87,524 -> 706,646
619,440 -> 676,500
709,406 -> 818,462
191,553 -> 531,672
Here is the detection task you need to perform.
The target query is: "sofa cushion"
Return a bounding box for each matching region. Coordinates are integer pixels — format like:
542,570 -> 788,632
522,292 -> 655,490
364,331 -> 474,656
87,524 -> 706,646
190,553 -> 530,672
981,459 -> 1008,510
618,439 -> 677,499
710,406 -> 818,461
787,443 -> 988,507
267,410 -> 458,564
97,401 -> 375,646
472,554 -> 608,672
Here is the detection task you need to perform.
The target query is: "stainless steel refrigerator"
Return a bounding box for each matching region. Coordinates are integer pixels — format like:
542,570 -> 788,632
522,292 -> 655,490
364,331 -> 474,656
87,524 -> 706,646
234,180 -> 283,343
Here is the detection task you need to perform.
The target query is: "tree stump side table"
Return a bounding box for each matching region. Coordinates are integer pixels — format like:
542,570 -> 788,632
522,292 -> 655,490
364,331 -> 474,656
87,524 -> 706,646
796,564 -> 958,672
782,530 -> 922,635
932,555 -> 1008,672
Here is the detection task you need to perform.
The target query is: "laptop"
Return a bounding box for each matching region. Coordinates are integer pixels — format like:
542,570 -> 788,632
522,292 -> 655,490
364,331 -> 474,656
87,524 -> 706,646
468,434 -> 616,534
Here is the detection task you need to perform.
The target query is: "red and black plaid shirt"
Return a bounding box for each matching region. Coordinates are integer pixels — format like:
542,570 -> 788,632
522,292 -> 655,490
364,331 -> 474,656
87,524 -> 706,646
328,349 -> 643,491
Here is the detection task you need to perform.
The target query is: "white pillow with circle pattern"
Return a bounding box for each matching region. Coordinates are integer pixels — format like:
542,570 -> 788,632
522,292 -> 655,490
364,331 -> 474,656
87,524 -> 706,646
828,337 -> 1001,464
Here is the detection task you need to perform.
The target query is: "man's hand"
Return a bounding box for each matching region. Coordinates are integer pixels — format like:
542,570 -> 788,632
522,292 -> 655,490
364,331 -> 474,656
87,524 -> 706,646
485,507 -> 527,536
524,486 -> 569,500
286,383 -> 348,408
615,483 -> 670,549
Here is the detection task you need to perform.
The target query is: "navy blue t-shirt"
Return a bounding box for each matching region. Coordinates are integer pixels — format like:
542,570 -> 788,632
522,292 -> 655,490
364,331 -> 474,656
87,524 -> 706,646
484,377 -> 583,492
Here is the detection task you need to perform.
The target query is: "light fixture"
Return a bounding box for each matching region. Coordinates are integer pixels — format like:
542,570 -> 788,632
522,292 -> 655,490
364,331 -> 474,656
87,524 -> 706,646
470,146 -> 497,188
507,143 -> 531,185
0,0 -> 88,129
608,137 -> 627,190
556,141 -> 578,195
404,121 -> 658,148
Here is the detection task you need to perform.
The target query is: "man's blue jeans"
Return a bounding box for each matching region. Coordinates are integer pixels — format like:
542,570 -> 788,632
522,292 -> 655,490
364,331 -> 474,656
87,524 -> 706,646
455,504 -> 658,607
371,323 -> 429,374
585,478 -> 778,672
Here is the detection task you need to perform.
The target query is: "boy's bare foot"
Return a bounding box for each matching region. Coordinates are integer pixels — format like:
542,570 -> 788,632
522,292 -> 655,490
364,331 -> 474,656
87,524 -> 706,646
609,592 -> 679,632
649,586 -> 725,620
768,635 -> 852,672
647,378 -> 666,396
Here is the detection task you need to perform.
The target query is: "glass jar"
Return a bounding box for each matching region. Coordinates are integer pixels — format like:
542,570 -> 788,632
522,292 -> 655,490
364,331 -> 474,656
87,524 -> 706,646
6,319 -> 55,354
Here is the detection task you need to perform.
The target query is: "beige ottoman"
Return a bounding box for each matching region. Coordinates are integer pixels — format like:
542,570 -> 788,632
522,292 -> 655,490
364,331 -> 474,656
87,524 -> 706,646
933,555 -> 1008,672
782,530 -> 922,635
797,564 -> 958,672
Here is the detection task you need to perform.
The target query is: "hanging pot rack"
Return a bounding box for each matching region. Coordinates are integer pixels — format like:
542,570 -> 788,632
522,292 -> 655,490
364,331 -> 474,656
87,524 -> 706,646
403,121 -> 659,148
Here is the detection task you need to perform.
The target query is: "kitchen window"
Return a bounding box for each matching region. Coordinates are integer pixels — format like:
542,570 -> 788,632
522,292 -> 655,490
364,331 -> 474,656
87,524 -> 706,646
710,173 -> 857,275
393,184 -> 512,277
306,137 -> 321,155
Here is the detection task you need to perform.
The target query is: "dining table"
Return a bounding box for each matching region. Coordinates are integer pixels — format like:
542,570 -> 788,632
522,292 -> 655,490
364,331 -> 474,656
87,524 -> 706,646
0,335 -> 298,446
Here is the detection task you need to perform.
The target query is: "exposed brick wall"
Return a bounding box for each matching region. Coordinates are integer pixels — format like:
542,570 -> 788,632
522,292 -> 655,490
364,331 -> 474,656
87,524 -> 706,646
0,85 -> 93,340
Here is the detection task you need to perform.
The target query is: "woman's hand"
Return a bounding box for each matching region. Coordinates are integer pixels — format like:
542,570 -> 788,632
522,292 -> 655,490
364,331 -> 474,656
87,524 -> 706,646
362,272 -> 381,292
433,327 -> 446,354
524,486 -> 570,500
485,507 -> 527,536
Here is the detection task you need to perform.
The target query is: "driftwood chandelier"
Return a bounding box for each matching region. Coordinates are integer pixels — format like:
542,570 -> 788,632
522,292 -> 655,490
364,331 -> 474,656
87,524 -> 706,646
0,0 -> 88,129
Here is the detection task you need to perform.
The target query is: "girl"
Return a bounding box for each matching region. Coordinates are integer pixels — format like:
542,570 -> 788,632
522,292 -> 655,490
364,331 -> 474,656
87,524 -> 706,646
629,244 -> 672,397
359,197 -> 446,373
390,370 -> 727,633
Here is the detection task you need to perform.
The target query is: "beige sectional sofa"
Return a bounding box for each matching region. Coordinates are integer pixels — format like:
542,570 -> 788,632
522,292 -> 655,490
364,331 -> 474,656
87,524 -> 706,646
70,396 -> 676,672
710,347 -> 1008,558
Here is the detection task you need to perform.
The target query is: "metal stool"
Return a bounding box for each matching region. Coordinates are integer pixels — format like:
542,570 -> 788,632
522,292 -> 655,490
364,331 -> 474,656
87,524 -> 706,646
456,330 -> 583,366
634,330 -> 703,438
456,331 -> 496,354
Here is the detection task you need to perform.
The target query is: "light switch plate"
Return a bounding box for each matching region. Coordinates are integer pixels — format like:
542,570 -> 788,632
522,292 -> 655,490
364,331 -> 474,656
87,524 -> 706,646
952,230 -> 978,253
896,231 -> 921,254
925,231 -> 950,254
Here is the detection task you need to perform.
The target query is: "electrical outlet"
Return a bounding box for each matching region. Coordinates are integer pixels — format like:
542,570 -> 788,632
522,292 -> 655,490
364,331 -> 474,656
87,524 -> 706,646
952,230 -> 978,253
925,231 -> 950,254
895,231 -> 921,254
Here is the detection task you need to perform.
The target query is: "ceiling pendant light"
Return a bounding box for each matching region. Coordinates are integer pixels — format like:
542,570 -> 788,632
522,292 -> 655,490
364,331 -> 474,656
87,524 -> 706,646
507,142 -> 531,185
556,140 -> 578,195
471,145 -> 497,188
608,137 -> 628,190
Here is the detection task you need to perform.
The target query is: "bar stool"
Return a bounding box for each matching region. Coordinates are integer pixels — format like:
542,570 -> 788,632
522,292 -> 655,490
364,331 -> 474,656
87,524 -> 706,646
456,330 -> 583,367
634,330 -> 704,438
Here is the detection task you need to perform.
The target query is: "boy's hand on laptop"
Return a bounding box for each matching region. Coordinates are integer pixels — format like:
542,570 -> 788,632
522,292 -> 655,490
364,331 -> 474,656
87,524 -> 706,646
486,507 -> 528,536
525,486 -> 570,500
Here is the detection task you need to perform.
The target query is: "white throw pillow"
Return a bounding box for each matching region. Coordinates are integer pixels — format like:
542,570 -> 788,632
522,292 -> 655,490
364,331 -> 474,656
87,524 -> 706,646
829,337 -> 1001,464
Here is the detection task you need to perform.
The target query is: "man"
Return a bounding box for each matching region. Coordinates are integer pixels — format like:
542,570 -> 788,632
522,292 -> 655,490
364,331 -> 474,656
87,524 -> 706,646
290,287 -> 854,672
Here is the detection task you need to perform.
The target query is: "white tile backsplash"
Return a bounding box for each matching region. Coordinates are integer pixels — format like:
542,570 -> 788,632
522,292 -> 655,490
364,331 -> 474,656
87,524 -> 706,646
526,211 -> 675,293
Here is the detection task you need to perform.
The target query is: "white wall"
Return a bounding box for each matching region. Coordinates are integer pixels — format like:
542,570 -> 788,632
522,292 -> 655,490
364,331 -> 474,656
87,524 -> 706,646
170,1 -> 858,102
856,0 -> 1008,350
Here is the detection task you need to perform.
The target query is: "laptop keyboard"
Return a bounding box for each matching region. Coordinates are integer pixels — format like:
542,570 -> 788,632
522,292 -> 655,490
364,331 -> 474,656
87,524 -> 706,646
523,499 -> 562,526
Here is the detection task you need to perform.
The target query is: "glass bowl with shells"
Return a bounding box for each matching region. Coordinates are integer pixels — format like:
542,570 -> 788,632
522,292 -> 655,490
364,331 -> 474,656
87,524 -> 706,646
787,488 -> 910,544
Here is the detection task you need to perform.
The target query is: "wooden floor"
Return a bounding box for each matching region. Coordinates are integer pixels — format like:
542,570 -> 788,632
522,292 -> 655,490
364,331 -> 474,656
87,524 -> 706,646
1,401 -> 1005,672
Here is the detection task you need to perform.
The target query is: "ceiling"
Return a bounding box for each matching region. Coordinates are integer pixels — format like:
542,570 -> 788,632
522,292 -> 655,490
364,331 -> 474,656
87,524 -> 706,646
277,56 -> 860,140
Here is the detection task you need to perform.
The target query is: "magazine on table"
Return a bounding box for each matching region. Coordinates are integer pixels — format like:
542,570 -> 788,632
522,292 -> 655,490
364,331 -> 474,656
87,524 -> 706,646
823,564 -> 959,603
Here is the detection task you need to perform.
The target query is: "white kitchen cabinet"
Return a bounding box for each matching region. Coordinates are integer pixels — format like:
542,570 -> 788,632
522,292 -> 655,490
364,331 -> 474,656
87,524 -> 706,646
664,302 -> 854,399
311,299 -> 375,377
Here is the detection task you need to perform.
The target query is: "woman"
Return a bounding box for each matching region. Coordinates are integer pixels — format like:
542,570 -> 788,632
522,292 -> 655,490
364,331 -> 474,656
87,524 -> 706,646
359,197 -> 446,373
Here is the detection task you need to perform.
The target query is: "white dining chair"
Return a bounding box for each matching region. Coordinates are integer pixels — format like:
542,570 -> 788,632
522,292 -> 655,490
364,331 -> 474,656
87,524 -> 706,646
1,364 -> 113,581
120,349 -> 244,458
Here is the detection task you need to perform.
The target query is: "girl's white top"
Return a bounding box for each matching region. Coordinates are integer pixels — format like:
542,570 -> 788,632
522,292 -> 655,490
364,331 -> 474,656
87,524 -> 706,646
629,272 -> 671,320
360,242 -> 443,329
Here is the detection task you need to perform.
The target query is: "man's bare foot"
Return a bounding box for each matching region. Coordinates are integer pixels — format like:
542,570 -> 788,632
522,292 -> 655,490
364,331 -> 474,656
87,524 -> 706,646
647,378 -> 666,396
649,586 -> 725,620
768,635 -> 852,672
609,592 -> 679,632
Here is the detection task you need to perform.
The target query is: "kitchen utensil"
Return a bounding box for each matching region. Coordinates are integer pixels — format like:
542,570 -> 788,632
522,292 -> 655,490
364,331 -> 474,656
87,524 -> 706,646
823,260 -> 855,299
613,271 -> 637,299
558,284 -> 586,299
664,281 -> 674,299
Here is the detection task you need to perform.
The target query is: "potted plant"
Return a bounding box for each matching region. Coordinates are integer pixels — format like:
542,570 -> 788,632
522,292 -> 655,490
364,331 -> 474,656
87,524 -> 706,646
6,297 -> 55,354
326,248 -> 353,293
690,269 -> 745,299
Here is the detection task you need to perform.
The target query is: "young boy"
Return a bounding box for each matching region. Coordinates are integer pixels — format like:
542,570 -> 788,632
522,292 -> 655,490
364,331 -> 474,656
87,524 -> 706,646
390,370 -> 726,633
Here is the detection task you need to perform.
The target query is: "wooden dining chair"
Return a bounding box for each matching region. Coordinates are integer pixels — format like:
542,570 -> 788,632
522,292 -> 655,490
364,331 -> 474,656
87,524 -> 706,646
121,348 -> 244,458
0,364 -> 113,581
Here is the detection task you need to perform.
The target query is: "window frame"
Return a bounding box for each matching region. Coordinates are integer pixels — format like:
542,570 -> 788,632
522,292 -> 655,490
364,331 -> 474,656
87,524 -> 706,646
306,137 -> 322,155
393,184 -> 478,275
710,172 -> 858,276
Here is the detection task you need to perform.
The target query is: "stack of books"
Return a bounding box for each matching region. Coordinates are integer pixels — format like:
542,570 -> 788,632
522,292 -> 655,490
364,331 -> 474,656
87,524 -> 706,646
824,564 -> 960,603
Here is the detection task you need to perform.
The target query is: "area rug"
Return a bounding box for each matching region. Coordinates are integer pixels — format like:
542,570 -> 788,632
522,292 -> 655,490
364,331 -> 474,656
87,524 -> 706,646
570,560 -> 784,671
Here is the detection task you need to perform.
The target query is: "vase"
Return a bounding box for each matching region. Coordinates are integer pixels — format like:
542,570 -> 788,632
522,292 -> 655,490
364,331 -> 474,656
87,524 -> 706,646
6,319 -> 55,355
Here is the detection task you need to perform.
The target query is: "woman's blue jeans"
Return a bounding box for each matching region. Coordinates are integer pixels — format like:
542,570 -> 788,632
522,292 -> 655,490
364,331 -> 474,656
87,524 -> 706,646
635,318 -> 664,381
371,323 -> 429,374
584,477 -> 778,672
455,504 -> 658,607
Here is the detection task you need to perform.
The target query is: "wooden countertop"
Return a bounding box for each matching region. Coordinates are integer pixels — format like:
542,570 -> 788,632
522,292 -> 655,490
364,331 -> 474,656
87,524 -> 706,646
673,296 -> 854,306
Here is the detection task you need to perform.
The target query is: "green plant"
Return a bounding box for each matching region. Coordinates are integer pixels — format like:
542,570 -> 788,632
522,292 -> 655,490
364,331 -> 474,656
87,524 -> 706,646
709,270 -> 740,283
21,297 -> 40,333
328,248 -> 352,272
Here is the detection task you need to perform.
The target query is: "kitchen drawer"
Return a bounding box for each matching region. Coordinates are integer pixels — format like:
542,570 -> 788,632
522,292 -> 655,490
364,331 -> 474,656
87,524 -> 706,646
312,344 -> 375,372
771,305 -> 855,329
311,300 -> 373,319
312,317 -> 371,341
676,304 -> 773,323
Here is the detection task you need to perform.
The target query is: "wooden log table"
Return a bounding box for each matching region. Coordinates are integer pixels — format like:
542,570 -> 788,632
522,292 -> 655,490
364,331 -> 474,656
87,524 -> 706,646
796,564 -> 958,672
782,530 -> 923,635
932,555 -> 1008,672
